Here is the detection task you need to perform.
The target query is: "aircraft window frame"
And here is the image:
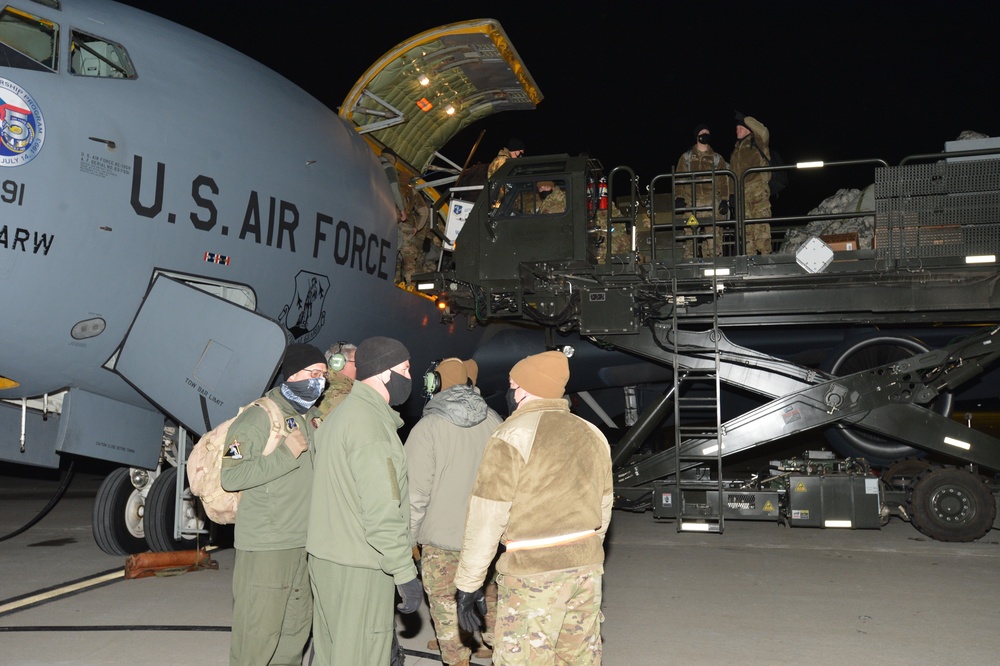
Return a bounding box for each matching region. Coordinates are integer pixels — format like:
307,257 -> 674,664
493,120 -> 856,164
0,5 -> 59,72
69,28 -> 135,79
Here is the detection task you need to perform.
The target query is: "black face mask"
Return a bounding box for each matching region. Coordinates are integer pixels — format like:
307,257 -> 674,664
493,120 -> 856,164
384,370 -> 412,406
697,133 -> 711,145
505,387 -> 521,416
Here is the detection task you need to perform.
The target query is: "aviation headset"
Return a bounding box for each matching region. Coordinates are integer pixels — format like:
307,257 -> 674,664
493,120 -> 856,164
327,341 -> 349,373
422,357 -> 466,398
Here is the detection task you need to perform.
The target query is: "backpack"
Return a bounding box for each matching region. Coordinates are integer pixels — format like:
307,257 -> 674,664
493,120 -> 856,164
751,138 -> 789,198
186,397 -> 287,524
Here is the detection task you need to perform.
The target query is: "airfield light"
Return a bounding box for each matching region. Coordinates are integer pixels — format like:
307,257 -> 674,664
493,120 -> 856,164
965,254 -> 996,264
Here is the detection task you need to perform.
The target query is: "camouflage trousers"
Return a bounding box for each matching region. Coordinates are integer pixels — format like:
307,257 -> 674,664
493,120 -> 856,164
682,213 -> 725,259
422,545 -> 497,665
743,193 -> 772,255
494,564 -> 604,665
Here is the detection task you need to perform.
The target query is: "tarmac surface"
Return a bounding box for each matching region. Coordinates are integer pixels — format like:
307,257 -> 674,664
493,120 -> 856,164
1,463 -> 998,665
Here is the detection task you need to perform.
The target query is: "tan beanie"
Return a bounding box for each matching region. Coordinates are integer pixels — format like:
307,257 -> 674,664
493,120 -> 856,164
463,359 -> 479,386
509,351 -> 569,399
437,358 -> 468,391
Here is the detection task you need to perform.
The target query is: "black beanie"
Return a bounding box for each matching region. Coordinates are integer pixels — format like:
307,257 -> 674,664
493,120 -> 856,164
694,123 -> 710,138
355,336 -> 410,380
282,343 -> 327,380
507,137 -> 526,152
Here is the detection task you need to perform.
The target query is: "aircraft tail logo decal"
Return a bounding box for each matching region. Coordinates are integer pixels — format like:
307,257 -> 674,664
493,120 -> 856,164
0,78 -> 44,167
279,271 -> 330,343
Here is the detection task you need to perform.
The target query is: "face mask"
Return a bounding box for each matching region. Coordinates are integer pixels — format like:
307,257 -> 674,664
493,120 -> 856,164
697,133 -> 711,145
505,387 -> 521,416
384,370 -> 412,406
281,377 -> 325,413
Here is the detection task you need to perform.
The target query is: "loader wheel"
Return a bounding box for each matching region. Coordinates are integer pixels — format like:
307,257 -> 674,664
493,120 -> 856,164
908,466 -> 995,542
821,334 -> 951,466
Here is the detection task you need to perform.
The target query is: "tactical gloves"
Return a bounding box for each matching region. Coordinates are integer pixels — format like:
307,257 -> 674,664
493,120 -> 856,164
674,197 -> 686,211
718,199 -> 729,217
396,577 -> 423,614
456,588 -> 487,633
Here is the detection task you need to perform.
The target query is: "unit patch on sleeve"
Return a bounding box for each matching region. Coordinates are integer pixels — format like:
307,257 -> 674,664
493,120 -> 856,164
224,440 -> 243,459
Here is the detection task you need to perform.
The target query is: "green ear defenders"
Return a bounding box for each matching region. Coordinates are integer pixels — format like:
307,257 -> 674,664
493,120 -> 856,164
328,341 -> 348,373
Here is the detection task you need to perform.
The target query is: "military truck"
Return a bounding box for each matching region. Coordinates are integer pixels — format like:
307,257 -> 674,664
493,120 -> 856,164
416,145 -> 1000,542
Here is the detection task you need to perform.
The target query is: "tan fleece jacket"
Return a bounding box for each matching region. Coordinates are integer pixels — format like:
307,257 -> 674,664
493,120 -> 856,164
455,398 -> 613,592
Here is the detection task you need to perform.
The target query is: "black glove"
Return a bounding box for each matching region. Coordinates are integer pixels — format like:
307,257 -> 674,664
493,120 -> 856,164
674,197 -> 686,210
456,588 -> 487,633
718,199 -> 729,217
396,577 -> 423,614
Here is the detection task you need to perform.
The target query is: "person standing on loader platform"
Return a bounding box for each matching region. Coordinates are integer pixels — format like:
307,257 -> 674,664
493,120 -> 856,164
307,336 -> 422,665
455,351 -> 614,665
487,138 -> 525,178
221,342 -> 328,666
407,358 -> 503,666
730,111 -> 773,255
675,124 -> 732,258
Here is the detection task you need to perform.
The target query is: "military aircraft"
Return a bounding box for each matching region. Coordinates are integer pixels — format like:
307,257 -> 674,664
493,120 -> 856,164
0,0 -> 568,555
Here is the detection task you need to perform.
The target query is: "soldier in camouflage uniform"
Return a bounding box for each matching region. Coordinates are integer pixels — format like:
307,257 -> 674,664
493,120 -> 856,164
675,125 -> 733,258
730,112 -> 772,255
406,359 -> 503,666
456,351 -> 613,665
535,180 -> 566,214
396,178 -> 438,285
487,138 -> 525,178
315,342 -> 356,418
592,202 -> 633,262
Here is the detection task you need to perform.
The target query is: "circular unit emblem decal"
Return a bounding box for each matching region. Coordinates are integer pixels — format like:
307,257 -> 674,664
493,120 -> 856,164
1,77 -> 45,167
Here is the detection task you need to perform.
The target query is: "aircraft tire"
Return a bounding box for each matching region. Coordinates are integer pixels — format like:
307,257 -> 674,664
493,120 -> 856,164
92,467 -> 148,556
908,466 -> 996,542
820,333 -> 950,466
144,466 -> 201,552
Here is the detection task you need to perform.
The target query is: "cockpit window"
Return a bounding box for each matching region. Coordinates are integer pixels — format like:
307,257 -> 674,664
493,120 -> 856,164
0,6 -> 59,72
489,178 -> 568,219
70,29 -> 134,78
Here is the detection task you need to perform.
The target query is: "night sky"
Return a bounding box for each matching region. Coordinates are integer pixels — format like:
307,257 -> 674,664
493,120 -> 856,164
125,0 -> 998,216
